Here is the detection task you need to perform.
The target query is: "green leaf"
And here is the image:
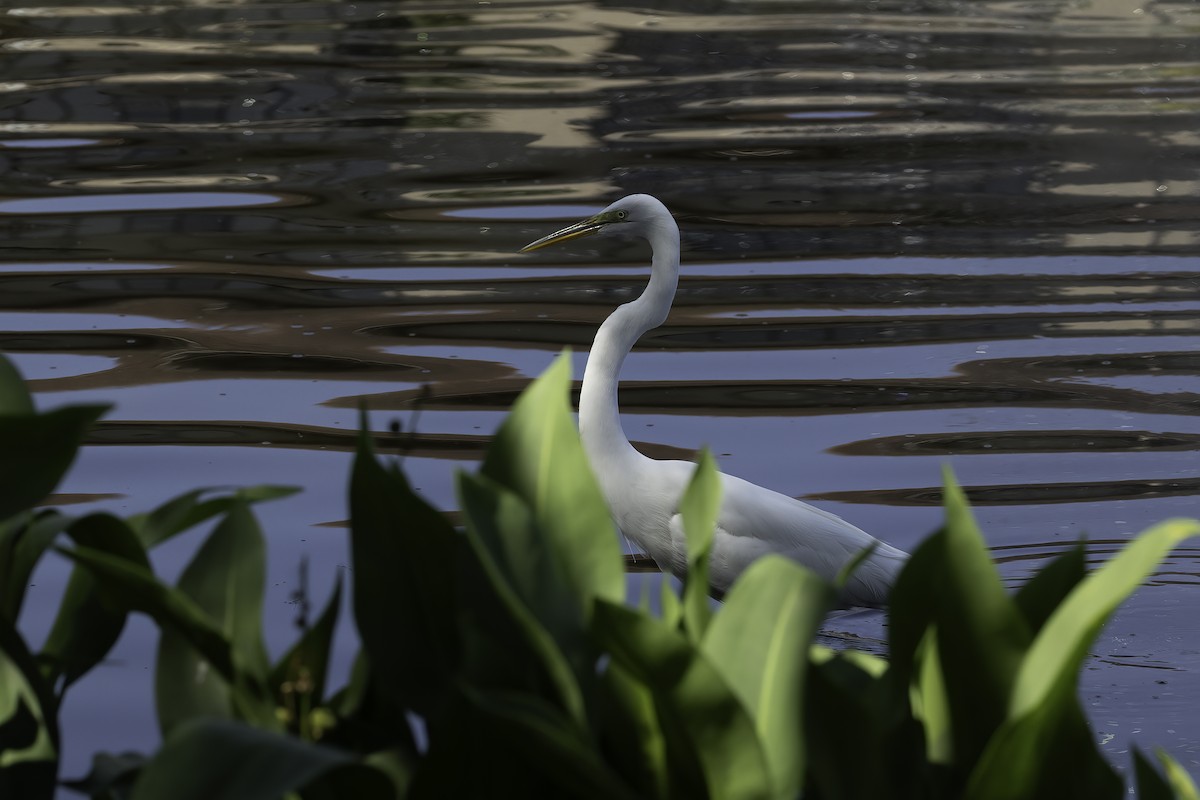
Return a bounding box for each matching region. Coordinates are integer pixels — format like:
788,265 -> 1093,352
1155,747 -> 1200,800
701,556 -> 831,799
129,486 -> 298,549
592,599 -> 772,800
458,472 -> 586,726
679,450 -> 721,642
0,612 -> 57,796
156,501 -> 273,736
480,353 -> 623,611
1012,542 -> 1087,634
40,514 -> 151,691
129,718 -> 363,800
910,629 -> 952,765
805,649 -> 907,800
887,468 -> 1032,771
0,511 -> 72,624
53,546 -> 243,699
1011,519 -> 1200,720
596,660 -> 669,800
0,404 -> 108,523
967,518 -> 1200,800
349,415 -> 459,719
1134,748 -> 1176,800
270,573 -> 342,723
0,355 -> 34,415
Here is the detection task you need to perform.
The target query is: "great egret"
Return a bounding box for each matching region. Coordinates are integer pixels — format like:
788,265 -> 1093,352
522,194 -> 908,606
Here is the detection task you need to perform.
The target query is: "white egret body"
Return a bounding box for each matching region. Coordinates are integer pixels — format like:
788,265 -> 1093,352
522,194 -> 908,606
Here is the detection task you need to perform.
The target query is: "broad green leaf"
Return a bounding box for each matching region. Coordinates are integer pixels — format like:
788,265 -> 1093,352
0,404 -> 108,523
672,649 -> 774,800
458,472 -> 586,726
349,417 -> 459,718
129,486 -> 298,549
54,546 -> 238,691
129,718 -> 361,800
659,575 -> 681,629
966,518 -> 1200,800
1011,519 -> 1200,720
480,354 -> 623,610
679,450 -> 720,642
1012,542 -> 1087,634
1,511 -> 72,624
462,687 -> 637,800
270,572 -> 342,726
0,613 -> 57,797
910,629 -> 952,765
701,556 -> 830,798
592,599 -> 772,800
40,514 -> 151,691
965,693 -> 1121,800
156,501 -> 272,736
0,355 -> 34,415
888,468 -> 1031,771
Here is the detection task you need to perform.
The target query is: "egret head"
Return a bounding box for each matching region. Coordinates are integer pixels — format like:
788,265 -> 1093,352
520,194 -> 672,252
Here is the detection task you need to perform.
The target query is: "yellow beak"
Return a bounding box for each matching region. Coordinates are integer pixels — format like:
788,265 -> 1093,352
520,215 -> 606,252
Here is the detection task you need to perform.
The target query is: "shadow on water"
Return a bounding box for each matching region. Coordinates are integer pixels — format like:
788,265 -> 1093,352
2,0 -> 1199,780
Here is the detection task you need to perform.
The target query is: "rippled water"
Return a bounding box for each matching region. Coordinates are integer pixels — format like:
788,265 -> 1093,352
3,0 -> 1199,784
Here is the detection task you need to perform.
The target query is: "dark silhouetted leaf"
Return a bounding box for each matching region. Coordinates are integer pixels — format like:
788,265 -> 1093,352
128,718 -> 374,800
40,514 -> 150,691
349,414 -> 459,719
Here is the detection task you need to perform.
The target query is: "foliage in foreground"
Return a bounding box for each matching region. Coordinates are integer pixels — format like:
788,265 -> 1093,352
0,352 -> 1198,800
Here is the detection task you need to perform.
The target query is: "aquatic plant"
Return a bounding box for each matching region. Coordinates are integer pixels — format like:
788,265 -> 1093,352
0,352 -> 1196,799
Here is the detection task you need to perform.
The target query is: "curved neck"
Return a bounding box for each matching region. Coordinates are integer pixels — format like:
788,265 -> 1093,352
579,222 -> 680,468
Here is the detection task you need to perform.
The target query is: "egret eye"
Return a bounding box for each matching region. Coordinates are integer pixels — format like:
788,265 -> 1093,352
616,210 -> 627,220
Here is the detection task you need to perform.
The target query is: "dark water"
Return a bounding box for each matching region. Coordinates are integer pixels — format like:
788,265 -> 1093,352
3,0 -> 1199,785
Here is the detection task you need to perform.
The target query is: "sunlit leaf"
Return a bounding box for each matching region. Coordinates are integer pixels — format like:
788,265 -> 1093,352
0,613 -> 57,796
481,353 -> 623,611
1155,747 -> 1200,800
1011,519 -> 1200,720
458,472 -> 586,726
1133,747 -> 1176,800
679,450 -> 720,642
701,556 -> 829,797
592,599 -> 772,800
1012,542 -> 1087,634
888,468 -> 1032,772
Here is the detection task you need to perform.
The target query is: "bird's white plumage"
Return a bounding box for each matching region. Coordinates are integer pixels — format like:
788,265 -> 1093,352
523,193 -> 908,607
